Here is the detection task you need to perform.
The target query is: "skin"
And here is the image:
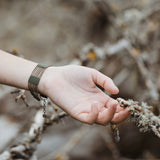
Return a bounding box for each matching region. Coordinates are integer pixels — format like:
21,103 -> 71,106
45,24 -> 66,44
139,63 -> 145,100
0,50 -> 130,125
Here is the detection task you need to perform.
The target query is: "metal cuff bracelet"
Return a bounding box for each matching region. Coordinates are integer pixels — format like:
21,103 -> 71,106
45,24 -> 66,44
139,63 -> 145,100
28,64 -> 50,101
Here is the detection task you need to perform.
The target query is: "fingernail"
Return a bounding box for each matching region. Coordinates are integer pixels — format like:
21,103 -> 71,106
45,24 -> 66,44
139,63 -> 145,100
114,86 -> 119,92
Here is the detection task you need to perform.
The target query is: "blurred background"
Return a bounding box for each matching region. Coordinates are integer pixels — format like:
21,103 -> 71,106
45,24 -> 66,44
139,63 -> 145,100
0,0 -> 160,159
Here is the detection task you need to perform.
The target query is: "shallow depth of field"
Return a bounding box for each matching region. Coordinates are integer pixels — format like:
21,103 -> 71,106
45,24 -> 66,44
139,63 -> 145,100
0,0 -> 160,160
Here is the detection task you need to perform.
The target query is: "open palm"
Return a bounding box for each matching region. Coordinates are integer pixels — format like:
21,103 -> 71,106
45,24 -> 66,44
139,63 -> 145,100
42,65 -> 129,125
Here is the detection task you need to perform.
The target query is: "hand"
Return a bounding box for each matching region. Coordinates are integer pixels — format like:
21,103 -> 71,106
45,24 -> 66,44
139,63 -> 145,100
39,65 -> 130,125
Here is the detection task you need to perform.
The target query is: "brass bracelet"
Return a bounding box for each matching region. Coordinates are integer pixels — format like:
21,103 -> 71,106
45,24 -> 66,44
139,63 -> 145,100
28,64 -> 49,101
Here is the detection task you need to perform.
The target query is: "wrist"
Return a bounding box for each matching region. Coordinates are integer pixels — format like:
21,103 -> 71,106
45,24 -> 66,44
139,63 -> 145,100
38,66 -> 57,97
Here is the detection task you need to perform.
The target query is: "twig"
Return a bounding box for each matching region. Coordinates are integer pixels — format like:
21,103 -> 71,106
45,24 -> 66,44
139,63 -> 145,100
100,126 -> 120,160
53,125 -> 89,160
39,125 -> 89,160
126,46 -> 159,101
0,106 -> 67,160
80,39 -> 130,61
11,89 -> 29,107
117,98 -> 160,138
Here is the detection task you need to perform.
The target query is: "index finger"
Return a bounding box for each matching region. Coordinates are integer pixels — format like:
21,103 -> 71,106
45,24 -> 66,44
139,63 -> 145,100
92,70 -> 119,94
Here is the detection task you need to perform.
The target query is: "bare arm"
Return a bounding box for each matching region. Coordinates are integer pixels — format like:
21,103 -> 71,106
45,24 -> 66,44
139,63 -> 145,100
0,50 -> 130,125
0,50 -> 37,89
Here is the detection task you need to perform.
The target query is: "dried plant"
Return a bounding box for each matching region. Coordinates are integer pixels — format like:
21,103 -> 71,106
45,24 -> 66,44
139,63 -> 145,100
117,98 -> 160,138
0,98 -> 67,160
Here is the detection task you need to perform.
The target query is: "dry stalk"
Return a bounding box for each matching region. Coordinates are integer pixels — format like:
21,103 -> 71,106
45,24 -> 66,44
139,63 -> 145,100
11,89 -> 29,107
117,98 -> 160,138
126,46 -> 159,101
0,98 -> 67,160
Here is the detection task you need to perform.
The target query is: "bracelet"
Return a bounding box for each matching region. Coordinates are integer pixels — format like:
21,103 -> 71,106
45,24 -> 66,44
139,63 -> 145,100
28,64 -> 50,101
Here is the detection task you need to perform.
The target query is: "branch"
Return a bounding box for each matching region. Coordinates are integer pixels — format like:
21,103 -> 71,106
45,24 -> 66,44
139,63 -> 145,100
117,98 -> 160,138
126,46 -> 159,101
0,104 -> 67,160
53,126 -> 89,160
11,89 -> 29,107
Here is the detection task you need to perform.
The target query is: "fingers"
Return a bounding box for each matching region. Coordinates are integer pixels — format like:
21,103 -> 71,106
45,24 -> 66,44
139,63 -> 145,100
111,107 -> 130,123
92,70 -> 119,94
96,101 -> 117,125
77,102 -> 99,124
75,99 -> 130,125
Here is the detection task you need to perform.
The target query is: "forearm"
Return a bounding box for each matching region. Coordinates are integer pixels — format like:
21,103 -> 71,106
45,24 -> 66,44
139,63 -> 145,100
0,50 -> 130,124
0,50 -> 37,90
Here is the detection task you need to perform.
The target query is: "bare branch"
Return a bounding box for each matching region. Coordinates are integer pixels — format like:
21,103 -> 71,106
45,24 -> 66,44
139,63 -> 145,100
0,105 -> 67,160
